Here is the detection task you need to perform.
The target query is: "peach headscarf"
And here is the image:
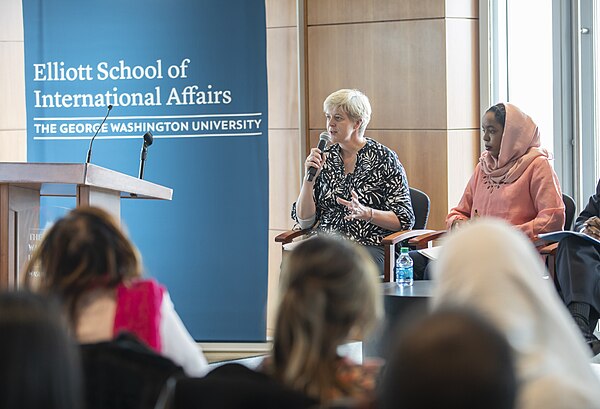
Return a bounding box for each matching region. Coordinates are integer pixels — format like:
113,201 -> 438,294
480,103 -> 549,186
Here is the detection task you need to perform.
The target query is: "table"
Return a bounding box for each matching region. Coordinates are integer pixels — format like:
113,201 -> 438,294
364,280 -> 434,358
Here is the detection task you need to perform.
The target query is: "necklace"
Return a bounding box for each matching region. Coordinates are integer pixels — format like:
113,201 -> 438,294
343,153 -> 357,174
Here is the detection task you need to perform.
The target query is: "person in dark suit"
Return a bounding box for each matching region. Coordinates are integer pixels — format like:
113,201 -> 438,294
556,179 -> 600,353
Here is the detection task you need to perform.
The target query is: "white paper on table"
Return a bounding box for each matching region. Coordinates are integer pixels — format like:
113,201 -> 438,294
539,230 -> 600,247
417,246 -> 443,260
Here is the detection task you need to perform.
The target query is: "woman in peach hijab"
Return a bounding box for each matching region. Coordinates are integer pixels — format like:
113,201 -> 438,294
447,102 -> 564,236
411,103 -> 564,278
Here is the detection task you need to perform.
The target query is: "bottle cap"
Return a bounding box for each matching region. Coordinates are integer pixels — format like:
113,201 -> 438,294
400,247 -> 409,253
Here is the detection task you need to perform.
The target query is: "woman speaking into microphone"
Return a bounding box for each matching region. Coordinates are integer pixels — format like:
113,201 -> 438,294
292,89 -> 414,274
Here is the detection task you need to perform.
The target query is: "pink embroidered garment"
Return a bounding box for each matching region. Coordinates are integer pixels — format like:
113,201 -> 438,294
446,103 -> 565,239
114,279 -> 165,352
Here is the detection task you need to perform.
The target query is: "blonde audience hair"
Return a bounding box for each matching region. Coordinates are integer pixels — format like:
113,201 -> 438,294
23,206 -> 142,327
271,236 -> 382,402
323,89 -> 372,136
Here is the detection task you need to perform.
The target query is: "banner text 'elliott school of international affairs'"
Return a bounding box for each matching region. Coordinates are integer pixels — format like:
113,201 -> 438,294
22,0 -> 269,342
31,58 -> 262,141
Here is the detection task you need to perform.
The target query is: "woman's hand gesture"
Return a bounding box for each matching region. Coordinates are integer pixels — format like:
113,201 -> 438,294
337,190 -> 373,222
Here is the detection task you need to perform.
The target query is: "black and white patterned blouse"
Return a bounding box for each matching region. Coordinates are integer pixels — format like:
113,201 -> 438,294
292,138 -> 415,246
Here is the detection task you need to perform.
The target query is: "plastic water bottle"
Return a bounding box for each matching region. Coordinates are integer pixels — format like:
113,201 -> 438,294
396,247 -> 413,287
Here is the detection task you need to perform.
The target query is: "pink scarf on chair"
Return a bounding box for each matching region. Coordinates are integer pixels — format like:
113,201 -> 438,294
114,279 -> 165,352
480,102 -> 549,187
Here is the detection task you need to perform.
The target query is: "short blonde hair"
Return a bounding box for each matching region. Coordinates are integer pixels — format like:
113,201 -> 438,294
323,89 -> 372,136
271,236 -> 382,401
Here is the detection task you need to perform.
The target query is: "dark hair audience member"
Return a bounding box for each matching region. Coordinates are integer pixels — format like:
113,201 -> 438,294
24,206 -> 208,376
379,308 -> 516,409
265,235 -> 383,405
0,291 -> 83,409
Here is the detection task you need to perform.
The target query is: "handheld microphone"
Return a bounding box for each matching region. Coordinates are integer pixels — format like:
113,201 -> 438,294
86,105 -> 113,164
138,131 -> 153,179
307,132 -> 331,182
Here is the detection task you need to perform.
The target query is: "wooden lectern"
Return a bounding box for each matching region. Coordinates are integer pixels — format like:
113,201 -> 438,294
0,163 -> 173,289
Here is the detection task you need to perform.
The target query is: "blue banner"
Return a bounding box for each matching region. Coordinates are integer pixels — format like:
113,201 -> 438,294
22,0 -> 269,341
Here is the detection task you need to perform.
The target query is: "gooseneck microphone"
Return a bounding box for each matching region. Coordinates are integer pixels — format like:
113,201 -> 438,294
138,131 -> 153,179
86,105 -> 113,164
307,131 -> 331,182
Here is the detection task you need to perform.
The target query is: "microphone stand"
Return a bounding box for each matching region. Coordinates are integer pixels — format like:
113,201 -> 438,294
139,143 -> 149,179
86,105 -> 113,164
138,132 -> 153,180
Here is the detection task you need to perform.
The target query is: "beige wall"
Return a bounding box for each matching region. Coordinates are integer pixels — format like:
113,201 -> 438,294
0,0 -> 27,161
265,0 -> 301,335
265,0 -> 481,334
305,0 -> 480,228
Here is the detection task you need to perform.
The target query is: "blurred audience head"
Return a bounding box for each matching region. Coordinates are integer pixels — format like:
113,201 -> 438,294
24,206 -> 142,324
431,218 -> 600,409
272,235 -> 382,401
379,308 -> 516,409
0,291 -> 83,409
324,89 -> 372,136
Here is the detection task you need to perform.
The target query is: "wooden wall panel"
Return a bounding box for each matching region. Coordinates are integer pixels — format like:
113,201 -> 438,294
307,20 -> 447,131
267,229 -> 283,336
268,0 -> 481,338
307,0 -> 445,25
309,129 -> 449,230
445,0 -> 478,19
269,130 -> 301,230
0,131 -> 26,162
0,43 -> 26,132
0,0 -> 23,41
266,0 -> 297,28
446,19 -> 480,129
370,130 -> 449,230
266,0 -> 299,338
267,27 -> 299,130
0,0 -> 26,164
447,129 -> 479,212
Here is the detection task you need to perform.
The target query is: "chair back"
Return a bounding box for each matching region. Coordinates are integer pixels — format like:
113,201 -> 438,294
80,332 -> 185,409
563,193 -> 576,231
410,187 -> 430,230
166,363 -> 317,409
